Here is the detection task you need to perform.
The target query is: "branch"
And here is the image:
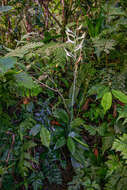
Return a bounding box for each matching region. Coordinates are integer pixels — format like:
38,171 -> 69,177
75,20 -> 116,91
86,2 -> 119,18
34,77 -> 70,115
42,2 -> 62,28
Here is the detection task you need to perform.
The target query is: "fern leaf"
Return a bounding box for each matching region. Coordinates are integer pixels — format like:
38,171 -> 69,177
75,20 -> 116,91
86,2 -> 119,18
83,124 -> 96,136
14,72 -> 36,89
6,42 -> 44,58
112,134 -> 127,163
92,37 -> 116,55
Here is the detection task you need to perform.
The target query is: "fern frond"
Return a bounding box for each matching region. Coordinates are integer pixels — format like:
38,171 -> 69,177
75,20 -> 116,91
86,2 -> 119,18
117,106 -> 127,125
92,37 -> 116,55
103,4 -> 126,17
83,124 -> 96,136
6,42 -> 44,58
105,155 -> 127,190
112,133 -> 127,163
83,123 -> 106,136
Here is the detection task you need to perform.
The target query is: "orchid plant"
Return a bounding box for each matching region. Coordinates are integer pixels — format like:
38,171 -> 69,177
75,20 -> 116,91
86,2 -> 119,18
64,25 -> 86,121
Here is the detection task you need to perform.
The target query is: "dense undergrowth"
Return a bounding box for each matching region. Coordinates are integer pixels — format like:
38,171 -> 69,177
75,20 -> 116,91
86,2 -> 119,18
0,0 -> 127,189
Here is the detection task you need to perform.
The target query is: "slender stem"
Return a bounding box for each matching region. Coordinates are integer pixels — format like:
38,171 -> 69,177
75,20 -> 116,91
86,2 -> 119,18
71,55 -> 82,122
34,78 -> 70,115
71,63 -> 78,122
34,77 -> 58,92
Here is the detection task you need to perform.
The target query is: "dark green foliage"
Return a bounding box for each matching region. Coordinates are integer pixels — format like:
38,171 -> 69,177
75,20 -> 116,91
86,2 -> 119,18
0,0 -> 127,189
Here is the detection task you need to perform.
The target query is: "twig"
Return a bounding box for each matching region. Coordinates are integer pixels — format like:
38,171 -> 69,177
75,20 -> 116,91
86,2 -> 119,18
42,2 -> 62,28
34,77 -> 70,114
48,76 -> 70,114
34,77 -> 58,92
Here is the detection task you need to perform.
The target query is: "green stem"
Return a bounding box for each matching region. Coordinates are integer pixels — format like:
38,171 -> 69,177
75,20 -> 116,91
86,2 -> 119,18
71,62 -> 78,122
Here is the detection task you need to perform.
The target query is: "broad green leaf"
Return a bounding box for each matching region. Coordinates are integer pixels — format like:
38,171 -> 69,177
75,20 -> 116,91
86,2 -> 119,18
86,17 -> 95,37
29,124 -> 41,136
101,92 -> 112,113
0,6 -> 13,13
97,86 -> 110,99
67,137 -> 75,154
88,84 -> 103,95
32,179 -> 43,190
40,126 -> 51,148
53,108 -> 69,123
54,137 -> 66,149
70,118 -> 84,128
112,89 -> 127,104
0,166 -> 7,175
14,72 -> 35,89
0,56 -> 16,75
117,111 -> 127,122
24,160 -> 32,170
123,118 -> 127,125
95,14 -> 104,36
73,137 -> 89,148
88,84 -> 109,99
